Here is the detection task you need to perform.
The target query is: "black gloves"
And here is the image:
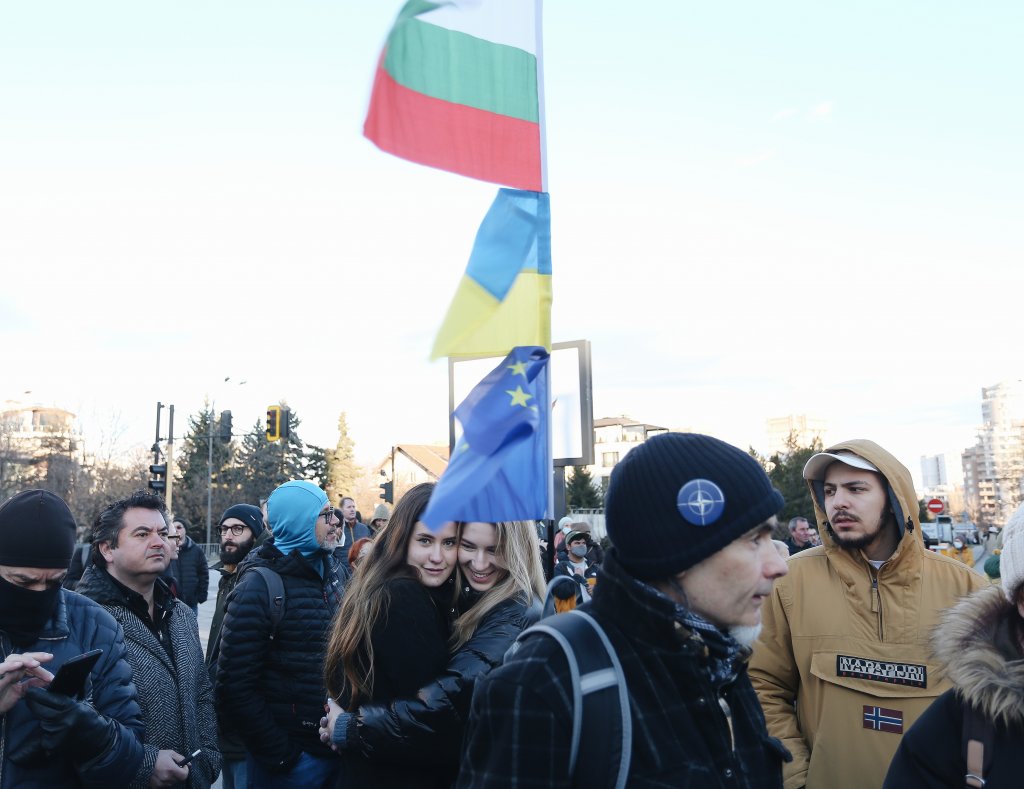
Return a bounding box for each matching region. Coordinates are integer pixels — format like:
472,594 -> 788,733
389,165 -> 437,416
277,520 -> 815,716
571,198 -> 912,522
17,687 -> 119,763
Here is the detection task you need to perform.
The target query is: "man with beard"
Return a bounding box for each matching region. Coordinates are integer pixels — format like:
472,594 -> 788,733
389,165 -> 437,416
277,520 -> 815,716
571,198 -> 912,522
0,489 -> 145,786
750,441 -> 987,789
215,481 -> 345,788
205,503 -> 267,789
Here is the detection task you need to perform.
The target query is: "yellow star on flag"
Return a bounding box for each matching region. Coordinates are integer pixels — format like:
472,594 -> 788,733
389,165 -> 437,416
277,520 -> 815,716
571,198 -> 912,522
506,386 -> 533,407
506,360 -> 528,378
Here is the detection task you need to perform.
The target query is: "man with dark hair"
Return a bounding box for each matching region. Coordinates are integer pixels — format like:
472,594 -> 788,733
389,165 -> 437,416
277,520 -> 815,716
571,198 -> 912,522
77,490 -> 221,787
459,432 -> 791,787
335,496 -> 371,571
783,516 -> 814,555
0,489 -> 145,786
206,503 -> 269,789
216,480 -> 345,787
171,516 -> 210,615
750,441 -> 988,789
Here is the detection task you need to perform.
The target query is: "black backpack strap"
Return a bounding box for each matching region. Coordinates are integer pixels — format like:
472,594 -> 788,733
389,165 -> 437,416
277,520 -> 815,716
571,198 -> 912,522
962,703 -> 994,788
516,610 -> 631,789
249,566 -> 286,640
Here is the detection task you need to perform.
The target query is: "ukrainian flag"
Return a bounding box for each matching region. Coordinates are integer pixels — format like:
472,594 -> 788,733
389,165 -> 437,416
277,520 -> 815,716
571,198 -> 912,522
431,189 -> 551,359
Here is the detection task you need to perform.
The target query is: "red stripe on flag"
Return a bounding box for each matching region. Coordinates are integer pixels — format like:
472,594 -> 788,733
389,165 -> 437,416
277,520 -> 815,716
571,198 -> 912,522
364,60 -> 543,192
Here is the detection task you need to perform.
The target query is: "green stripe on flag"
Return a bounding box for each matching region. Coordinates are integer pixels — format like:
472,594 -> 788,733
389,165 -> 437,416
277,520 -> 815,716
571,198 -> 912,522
384,17 -> 538,124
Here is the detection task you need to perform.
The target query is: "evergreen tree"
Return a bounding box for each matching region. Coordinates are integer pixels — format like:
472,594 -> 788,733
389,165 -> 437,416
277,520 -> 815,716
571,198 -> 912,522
326,412 -> 359,505
172,406 -> 236,542
756,431 -> 823,538
566,465 -> 602,510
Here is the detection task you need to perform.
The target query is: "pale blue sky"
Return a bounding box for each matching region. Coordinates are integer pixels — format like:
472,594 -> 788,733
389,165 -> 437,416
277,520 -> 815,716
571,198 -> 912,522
2,1 -> 1021,485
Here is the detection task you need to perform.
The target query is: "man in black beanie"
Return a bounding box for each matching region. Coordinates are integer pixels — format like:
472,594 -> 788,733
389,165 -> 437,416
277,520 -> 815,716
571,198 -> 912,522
459,432 -> 791,788
0,489 -> 146,786
205,502 -> 269,789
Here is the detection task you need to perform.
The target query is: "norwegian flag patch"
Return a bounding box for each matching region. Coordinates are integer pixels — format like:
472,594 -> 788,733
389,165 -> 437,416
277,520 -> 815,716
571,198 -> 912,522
863,706 -> 903,734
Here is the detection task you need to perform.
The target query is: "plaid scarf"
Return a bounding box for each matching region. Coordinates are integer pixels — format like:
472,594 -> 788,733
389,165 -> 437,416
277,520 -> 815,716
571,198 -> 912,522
636,576 -> 745,689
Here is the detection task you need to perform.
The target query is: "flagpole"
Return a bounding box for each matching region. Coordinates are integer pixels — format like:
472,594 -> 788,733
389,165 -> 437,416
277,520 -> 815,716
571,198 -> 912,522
534,0 -> 548,193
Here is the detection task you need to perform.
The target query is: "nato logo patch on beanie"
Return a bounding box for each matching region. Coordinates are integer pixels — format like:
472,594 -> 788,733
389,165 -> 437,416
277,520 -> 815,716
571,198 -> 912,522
606,432 -> 783,580
676,479 -> 726,526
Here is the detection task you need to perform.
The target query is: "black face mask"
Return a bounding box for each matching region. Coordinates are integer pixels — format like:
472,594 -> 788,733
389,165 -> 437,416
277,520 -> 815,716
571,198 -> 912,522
0,574 -> 60,647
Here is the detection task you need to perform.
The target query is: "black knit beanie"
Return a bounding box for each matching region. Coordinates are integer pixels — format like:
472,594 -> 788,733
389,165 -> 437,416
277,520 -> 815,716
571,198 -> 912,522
605,433 -> 784,580
219,503 -> 265,540
0,490 -> 78,569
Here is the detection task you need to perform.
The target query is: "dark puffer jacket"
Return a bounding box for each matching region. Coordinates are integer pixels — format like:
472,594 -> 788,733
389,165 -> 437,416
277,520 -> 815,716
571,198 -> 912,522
344,590 -> 541,783
175,537 -> 210,608
884,585 -> 1024,788
76,566 -> 221,788
215,542 -> 344,772
0,589 -> 145,789
458,550 -> 789,788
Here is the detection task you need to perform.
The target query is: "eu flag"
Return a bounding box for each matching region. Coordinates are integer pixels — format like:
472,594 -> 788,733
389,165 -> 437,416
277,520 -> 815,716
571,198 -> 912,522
421,346 -> 550,530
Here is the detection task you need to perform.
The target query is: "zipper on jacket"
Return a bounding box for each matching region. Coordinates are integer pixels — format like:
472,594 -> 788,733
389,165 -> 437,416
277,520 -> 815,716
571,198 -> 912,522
870,570 -> 885,640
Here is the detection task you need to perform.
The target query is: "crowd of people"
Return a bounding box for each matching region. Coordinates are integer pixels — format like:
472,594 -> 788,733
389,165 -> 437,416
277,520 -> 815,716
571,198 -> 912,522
0,431 -> 1020,788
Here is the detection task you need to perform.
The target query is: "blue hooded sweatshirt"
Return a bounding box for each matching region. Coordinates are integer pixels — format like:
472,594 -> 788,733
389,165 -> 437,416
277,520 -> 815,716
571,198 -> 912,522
267,480 -> 328,559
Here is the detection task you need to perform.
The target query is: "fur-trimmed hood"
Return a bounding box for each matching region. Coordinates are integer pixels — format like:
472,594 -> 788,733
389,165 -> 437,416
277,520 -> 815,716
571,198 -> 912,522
933,583 -> 1024,728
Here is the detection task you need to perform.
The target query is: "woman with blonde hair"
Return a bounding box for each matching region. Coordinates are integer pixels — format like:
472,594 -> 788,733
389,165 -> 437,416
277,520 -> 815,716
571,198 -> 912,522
321,482 -> 458,787
320,518 -> 545,786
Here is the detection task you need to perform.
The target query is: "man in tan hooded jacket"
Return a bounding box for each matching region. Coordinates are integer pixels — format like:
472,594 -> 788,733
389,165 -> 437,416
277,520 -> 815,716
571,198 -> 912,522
749,440 -> 987,789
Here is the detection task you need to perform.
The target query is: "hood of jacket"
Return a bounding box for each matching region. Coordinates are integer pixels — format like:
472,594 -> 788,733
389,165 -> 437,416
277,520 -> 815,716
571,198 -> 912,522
933,583 -> 1024,728
267,480 -> 328,558
805,439 -> 922,563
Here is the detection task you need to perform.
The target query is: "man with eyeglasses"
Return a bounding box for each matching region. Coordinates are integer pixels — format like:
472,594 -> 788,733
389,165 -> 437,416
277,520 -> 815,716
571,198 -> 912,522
215,481 -> 345,788
77,490 -> 221,787
203,504 -> 268,789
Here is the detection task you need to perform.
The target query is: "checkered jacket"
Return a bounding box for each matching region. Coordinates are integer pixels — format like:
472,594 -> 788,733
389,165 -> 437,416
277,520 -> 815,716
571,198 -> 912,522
457,550 -> 788,788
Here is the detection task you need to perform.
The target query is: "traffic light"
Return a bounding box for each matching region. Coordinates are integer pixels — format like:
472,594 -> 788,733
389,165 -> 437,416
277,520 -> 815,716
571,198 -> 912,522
266,406 -> 282,442
379,481 -> 393,503
219,410 -> 232,444
148,464 -> 167,493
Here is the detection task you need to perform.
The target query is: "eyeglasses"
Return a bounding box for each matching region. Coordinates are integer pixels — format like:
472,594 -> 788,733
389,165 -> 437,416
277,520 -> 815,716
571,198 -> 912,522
167,535 -> 182,543
318,509 -> 338,523
219,524 -> 247,536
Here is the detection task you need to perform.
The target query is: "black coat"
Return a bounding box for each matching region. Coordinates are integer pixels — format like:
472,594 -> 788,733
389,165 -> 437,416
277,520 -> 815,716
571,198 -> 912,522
215,543 -> 344,772
175,538 -> 210,607
458,550 -> 789,788
348,591 -> 541,784
884,585 -> 1024,788
0,588 -> 146,789
332,576 -> 453,789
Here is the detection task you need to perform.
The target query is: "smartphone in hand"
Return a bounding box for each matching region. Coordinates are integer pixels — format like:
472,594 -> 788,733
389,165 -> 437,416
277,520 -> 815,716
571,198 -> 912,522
48,649 -> 102,698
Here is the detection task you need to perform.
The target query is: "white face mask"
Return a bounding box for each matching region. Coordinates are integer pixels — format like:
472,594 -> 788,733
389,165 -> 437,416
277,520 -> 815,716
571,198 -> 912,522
953,540 -> 964,550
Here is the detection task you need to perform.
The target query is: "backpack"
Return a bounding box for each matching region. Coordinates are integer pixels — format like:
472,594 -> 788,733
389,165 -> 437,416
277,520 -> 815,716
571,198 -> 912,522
208,565 -> 286,676
248,566 -> 286,640
510,607 -> 632,789
962,703 -> 994,789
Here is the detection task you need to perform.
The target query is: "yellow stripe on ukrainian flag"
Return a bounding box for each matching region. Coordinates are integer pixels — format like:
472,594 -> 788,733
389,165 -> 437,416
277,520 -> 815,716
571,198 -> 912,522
431,189 -> 551,359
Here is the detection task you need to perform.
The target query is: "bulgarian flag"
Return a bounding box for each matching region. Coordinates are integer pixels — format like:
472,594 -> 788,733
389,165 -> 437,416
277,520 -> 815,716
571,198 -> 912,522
364,0 -> 546,192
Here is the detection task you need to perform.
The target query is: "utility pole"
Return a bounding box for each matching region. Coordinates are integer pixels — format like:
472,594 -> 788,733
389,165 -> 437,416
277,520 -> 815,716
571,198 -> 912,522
206,409 -> 214,546
165,405 -> 175,514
